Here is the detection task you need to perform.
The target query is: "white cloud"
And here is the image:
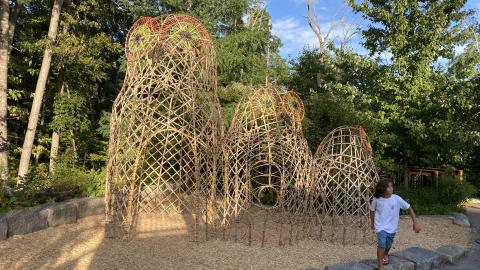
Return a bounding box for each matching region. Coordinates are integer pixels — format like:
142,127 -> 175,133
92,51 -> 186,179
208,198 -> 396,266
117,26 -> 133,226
372,50 -> 393,63
271,16 -> 357,58
454,44 -> 467,56
272,17 -> 318,57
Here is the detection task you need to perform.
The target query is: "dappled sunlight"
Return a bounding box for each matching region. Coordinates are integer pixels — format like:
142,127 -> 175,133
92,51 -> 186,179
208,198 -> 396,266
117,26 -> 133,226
135,213 -> 190,238
0,215 -> 105,270
52,221 -> 105,270
0,214 -> 472,270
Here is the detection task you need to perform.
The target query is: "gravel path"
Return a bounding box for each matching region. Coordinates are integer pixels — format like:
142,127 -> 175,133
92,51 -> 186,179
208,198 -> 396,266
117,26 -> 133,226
0,215 -> 471,270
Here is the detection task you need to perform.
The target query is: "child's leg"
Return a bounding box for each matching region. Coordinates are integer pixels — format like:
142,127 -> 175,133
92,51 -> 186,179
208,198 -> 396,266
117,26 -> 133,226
383,232 -> 396,264
377,247 -> 385,270
376,231 -> 388,270
383,248 -> 390,264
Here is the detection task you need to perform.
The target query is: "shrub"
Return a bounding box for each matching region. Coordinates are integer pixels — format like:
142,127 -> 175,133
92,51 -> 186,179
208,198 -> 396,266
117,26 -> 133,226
438,173 -> 476,205
1,151 -> 106,212
50,164 -> 105,198
395,172 -> 477,215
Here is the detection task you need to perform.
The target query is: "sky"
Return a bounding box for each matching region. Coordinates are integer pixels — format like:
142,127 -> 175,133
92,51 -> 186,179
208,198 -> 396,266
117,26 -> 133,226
266,0 -> 480,60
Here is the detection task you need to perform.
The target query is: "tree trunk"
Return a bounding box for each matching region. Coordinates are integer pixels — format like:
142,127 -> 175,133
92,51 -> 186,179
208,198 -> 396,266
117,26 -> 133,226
48,0 -> 71,174
17,0 -> 64,183
49,130 -> 60,172
8,2 -> 21,55
0,0 -> 10,180
306,0 -> 325,53
49,69 -> 65,173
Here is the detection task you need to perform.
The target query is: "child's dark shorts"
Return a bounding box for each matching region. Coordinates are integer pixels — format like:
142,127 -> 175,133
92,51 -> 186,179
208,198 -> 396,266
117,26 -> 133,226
376,230 -> 396,249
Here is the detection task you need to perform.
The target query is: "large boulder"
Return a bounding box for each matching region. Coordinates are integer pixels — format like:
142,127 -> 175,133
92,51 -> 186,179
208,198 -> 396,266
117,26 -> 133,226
392,247 -> 448,270
39,202 -> 77,227
453,213 -> 470,227
5,209 -> 48,237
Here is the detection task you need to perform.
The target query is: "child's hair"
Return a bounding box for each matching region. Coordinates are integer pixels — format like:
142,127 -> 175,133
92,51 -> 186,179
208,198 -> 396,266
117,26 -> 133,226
374,179 -> 392,198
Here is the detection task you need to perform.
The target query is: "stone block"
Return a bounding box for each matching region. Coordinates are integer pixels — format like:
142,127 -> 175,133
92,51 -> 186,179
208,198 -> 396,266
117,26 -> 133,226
453,213 -> 470,227
361,256 -> 414,270
392,247 -> 448,270
71,197 -> 105,219
0,216 -> 7,240
6,209 -> 48,237
435,245 -> 466,264
39,202 -> 77,227
324,262 -> 372,270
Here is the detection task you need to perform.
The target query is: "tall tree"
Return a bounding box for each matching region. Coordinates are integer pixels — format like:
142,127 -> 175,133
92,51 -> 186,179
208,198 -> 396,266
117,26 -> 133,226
17,0 -> 64,182
347,0 -> 474,173
48,0 -> 122,171
0,0 -> 23,179
217,4 -> 286,86
0,0 -> 11,179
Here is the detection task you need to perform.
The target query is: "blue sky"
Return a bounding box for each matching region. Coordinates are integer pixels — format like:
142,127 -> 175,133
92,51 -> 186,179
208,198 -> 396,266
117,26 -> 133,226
267,0 -> 480,59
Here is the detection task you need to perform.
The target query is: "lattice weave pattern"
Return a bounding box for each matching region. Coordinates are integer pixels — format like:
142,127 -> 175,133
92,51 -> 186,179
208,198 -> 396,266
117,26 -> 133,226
308,126 -> 379,244
220,86 -> 311,246
105,14 -> 222,238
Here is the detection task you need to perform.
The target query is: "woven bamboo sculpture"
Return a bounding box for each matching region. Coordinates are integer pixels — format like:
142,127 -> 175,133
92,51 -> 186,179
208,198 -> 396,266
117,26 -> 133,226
105,14 -> 380,246
105,14 -> 223,238
308,126 -> 379,245
220,86 -> 312,246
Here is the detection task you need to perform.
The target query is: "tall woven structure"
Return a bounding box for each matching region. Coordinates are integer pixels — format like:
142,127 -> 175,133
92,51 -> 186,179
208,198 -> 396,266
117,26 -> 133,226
105,14 -> 222,238
105,13 -> 380,246
309,126 -> 379,244
221,86 -> 311,246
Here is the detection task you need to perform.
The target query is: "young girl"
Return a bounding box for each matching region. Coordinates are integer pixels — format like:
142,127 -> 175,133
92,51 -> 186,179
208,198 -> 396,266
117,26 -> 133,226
370,179 -> 421,270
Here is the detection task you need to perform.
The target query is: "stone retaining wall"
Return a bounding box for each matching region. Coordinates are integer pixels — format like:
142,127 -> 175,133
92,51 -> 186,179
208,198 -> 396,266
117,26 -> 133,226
315,245 -> 466,270
0,197 -> 104,240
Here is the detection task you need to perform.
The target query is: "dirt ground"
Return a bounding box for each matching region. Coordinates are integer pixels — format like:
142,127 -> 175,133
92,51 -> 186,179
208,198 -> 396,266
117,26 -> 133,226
0,214 -> 472,270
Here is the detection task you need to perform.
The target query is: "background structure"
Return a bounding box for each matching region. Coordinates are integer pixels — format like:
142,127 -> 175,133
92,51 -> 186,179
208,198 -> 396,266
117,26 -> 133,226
220,86 -> 312,246
309,126 -> 379,245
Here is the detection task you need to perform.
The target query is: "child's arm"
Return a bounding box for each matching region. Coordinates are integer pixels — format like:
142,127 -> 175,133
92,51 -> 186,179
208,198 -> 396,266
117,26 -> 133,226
407,207 -> 421,233
369,210 -> 375,230
369,198 -> 376,231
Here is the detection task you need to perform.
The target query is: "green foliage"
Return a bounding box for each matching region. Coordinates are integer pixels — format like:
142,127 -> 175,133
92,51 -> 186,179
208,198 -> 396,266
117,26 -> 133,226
302,92 -> 364,150
1,151 -> 105,212
52,164 -> 106,198
284,1 -> 480,180
343,0 -> 478,173
396,173 -> 477,215
348,0 -> 471,77
217,28 -> 286,86
437,172 -> 477,205
50,92 -> 90,135
218,82 -> 250,127
258,188 -> 277,207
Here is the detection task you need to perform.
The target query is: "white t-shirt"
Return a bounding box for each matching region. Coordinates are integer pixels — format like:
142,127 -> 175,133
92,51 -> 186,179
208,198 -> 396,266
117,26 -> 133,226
370,194 -> 410,233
